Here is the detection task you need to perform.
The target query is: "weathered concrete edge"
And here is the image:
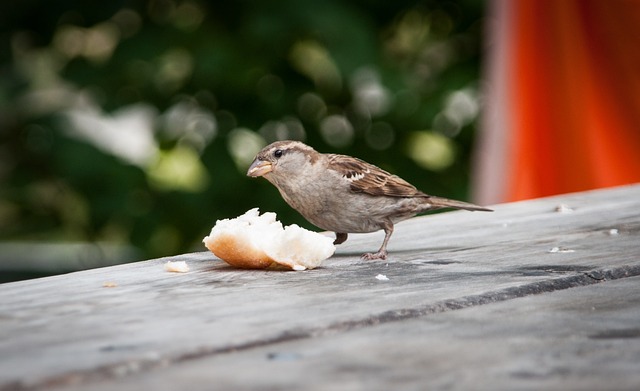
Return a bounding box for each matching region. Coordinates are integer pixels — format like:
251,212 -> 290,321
7,264 -> 640,391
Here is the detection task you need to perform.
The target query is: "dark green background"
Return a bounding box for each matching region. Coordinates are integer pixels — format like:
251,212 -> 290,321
0,0 -> 485,281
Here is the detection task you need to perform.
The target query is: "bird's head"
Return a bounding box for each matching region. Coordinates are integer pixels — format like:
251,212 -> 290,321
247,140 -> 319,181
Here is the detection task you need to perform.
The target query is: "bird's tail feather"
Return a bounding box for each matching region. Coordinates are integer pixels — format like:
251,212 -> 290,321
427,196 -> 493,212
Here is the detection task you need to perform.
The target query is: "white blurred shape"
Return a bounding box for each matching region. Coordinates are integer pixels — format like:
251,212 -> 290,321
350,67 -> 392,117
64,99 -> 158,167
162,100 -> 217,151
228,128 -> 266,171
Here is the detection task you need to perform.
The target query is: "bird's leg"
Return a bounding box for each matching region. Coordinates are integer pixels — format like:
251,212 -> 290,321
334,232 -> 348,245
361,221 -> 393,260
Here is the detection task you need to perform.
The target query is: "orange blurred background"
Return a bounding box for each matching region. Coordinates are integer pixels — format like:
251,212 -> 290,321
474,0 -> 640,204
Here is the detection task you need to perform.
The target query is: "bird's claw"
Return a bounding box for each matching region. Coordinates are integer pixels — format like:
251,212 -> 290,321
361,250 -> 387,261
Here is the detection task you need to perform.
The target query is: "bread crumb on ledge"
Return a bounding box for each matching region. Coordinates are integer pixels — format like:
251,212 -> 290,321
548,246 -> 575,253
102,281 -> 118,288
164,260 -> 190,273
202,208 -> 335,271
555,204 -> 574,213
375,274 -> 389,281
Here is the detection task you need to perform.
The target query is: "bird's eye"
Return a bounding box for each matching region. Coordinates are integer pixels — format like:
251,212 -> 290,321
274,149 -> 283,158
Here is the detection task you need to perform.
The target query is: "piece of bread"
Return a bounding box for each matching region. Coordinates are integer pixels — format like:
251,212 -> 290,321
164,260 -> 190,273
203,208 -> 335,270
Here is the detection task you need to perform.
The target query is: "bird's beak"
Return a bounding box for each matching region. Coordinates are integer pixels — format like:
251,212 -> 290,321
247,159 -> 272,177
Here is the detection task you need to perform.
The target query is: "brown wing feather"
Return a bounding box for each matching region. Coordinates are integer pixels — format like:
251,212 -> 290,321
326,154 -> 422,197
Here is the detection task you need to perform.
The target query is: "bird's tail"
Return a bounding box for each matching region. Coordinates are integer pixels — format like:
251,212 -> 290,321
427,196 -> 493,212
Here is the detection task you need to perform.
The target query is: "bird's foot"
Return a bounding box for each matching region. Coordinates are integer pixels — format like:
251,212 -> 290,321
334,232 -> 348,245
361,250 -> 387,261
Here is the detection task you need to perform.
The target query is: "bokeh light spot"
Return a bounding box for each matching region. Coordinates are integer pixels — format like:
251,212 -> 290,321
227,128 -> 266,171
289,40 -> 342,95
406,131 -> 455,171
350,67 -> 392,117
297,92 -> 327,122
147,145 -> 209,192
365,122 -> 395,150
320,115 -> 354,148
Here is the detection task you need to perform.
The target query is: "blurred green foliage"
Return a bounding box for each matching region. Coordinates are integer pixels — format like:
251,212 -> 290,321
0,0 -> 485,281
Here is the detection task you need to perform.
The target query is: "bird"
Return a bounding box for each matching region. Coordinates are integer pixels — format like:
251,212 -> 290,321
247,140 -> 492,260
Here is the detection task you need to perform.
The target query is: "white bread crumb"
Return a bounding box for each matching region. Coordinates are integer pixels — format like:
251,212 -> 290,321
164,260 -> 190,273
202,208 -> 335,270
548,246 -> 575,253
555,204 -> 574,213
375,274 -> 389,281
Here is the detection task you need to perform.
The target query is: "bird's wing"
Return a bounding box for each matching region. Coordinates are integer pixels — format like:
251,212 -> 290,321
326,154 -> 422,197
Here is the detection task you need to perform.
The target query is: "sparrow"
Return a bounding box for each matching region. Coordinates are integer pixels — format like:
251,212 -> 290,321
247,140 -> 492,260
